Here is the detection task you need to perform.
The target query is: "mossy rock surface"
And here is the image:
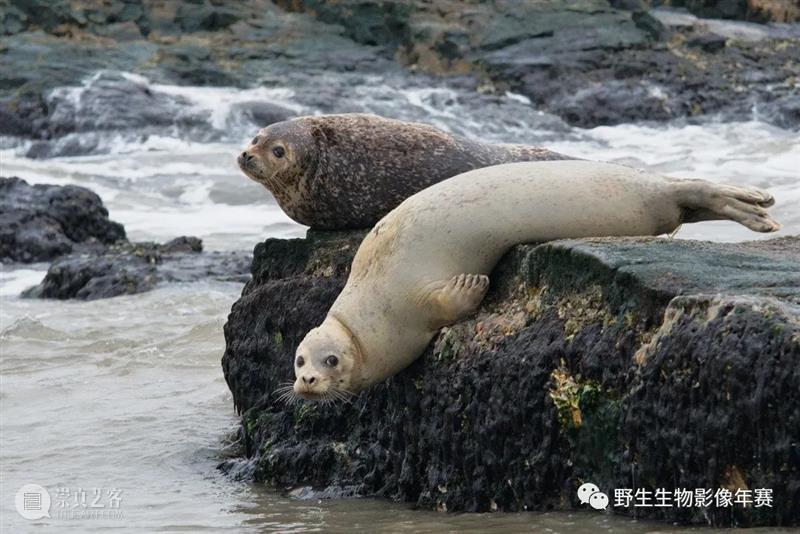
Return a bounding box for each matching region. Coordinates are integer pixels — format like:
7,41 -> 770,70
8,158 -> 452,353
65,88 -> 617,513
222,233 -> 800,527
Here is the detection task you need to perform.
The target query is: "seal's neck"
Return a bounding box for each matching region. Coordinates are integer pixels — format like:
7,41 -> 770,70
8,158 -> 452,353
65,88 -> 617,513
326,312 -> 367,390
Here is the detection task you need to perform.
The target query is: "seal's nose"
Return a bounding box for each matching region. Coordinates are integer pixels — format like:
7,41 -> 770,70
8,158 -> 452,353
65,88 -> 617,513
302,376 -> 316,385
239,151 -> 254,164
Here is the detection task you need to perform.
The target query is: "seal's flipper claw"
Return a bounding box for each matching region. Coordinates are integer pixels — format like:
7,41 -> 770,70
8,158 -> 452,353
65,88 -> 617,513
428,273 -> 490,329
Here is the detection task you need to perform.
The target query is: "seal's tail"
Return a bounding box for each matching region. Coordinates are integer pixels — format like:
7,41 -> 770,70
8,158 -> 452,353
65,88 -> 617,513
677,180 -> 780,233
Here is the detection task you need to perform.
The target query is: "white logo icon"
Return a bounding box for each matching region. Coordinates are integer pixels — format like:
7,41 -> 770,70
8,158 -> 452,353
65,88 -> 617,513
577,481 -> 609,510
577,482 -> 600,504
15,484 -> 51,520
589,491 -> 609,510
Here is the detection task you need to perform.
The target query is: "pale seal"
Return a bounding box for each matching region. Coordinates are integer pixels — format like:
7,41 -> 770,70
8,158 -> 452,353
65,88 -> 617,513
289,161 -> 780,401
237,113 -> 572,229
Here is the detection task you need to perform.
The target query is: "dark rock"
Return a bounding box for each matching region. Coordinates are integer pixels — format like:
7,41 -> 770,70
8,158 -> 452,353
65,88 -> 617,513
547,80 -> 673,128
621,0 -> 800,23
149,44 -> 239,86
177,3 -> 241,33
222,232 -> 800,527
25,135 -> 102,159
757,92 -> 800,130
37,70 -> 205,136
230,101 -> 295,128
276,0 -> 800,128
687,31 -> 728,52
0,2 -> 398,145
90,21 -> 143,41
0,176 -> 125,263
22,238 -> 251,300
2,0 -> 799,138
683,0 -> 749,20
0,32 -> 161,138
0,4 -> 28,35
275,0 -> 413,51
610,0 -> 650,10
3,176 -> 251,299
473,5 -> 800,127
0,105 -> 35,137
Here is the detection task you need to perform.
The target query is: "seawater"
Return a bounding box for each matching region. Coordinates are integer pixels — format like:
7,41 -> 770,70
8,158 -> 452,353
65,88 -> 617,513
1,74 -> 798,532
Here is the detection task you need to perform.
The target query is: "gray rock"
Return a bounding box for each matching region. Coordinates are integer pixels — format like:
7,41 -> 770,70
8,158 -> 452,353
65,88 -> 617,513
0,176 -> 126,263
278,0 -> 800,128
230,101 -> 295,128
22,236 -> 251,300
221,231 -> 800,527
2,176 -> 251,299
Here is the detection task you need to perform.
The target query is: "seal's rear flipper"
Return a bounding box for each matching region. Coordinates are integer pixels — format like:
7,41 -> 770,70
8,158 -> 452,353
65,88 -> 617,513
677,181 -> 781,233
428,274 -> 490,329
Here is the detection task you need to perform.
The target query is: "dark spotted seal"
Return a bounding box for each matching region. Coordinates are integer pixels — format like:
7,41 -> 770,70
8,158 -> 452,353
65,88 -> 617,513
237,113 -> 572,229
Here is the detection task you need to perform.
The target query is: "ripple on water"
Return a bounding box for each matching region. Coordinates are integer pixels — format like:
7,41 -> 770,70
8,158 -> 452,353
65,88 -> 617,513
1,316 -> 69,341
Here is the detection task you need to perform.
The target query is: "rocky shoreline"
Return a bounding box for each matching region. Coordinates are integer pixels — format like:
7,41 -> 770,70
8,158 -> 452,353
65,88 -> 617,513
282,1 -> 800,128
2,0 -> 799,144
222,230 -> 800,527
1,176 -> 250,300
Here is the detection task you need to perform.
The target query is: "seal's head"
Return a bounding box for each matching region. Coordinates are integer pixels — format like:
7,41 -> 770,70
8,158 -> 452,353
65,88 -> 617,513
237,119 -> 318,198
293,316 -> 361,402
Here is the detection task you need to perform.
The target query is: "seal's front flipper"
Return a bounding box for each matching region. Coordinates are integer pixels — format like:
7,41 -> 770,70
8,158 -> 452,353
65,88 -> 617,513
428,274 -> 490,329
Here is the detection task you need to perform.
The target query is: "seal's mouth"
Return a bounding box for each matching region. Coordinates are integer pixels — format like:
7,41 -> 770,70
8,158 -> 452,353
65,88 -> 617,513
237,153 -> 274,186
297,391 -> 326,401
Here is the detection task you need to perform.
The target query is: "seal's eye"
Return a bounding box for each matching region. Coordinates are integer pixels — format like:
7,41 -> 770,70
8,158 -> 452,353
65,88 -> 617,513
251,136 -> 260,146
324,355 -> 339,367
296,355 -> 305,367
272,146 -> 285,158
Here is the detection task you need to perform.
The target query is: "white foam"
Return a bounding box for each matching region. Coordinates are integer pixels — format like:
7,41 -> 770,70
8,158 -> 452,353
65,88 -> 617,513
0,267 -> 46,299
148,82 -> 304,131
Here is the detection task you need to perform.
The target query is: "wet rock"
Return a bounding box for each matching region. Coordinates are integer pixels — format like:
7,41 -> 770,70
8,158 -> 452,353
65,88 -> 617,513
686,31 -> 728,52
176,2 -> 241,33
2,0 -> 799,136
2,176 -> 251,299
230,101 -> 295,128
222,231 -> 800,527
759,92 -> 800,130
0,0 -> 800,132
683,0 -> 800,22
0,1 -> 393,144
0,32 -> 160,138
283,0 -> 800,128
38,70 -> 205,136
274,0 -> 413,51
547,80 -> 673,127
471,5 -> 800,127
0,176 -> 126,263
25,134 -> 103,159
22,237 -> 251,300
18,70 -> 214,157
90,21 -> 143,41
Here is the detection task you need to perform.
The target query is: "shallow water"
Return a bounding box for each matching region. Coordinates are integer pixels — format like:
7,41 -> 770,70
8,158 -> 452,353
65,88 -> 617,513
1,72 -> 799,532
